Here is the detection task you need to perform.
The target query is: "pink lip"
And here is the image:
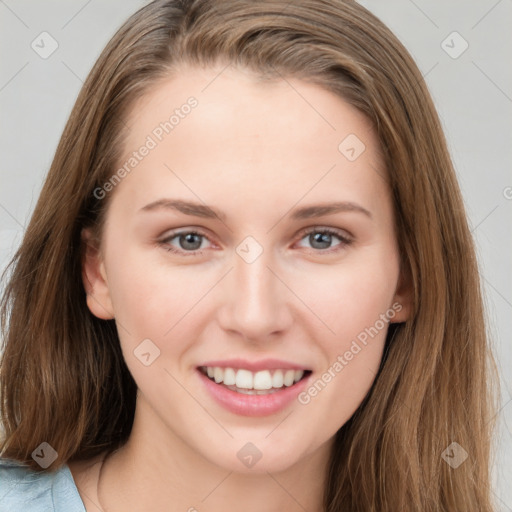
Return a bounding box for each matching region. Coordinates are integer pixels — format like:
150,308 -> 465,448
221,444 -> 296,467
199,358 -> 310,372
197,368 -> 312,417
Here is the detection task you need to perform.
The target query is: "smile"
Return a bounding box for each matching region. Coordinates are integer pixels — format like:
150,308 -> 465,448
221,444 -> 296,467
199,366 -> 310,394
197,362 -> 312,416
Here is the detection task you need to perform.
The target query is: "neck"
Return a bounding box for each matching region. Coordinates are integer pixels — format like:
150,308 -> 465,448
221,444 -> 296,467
97,395 -> 331,512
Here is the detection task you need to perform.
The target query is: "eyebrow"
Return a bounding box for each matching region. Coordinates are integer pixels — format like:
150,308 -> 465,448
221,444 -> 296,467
139,199 -> 372,221
290,202 -> 372,220
139,199 -> 227,221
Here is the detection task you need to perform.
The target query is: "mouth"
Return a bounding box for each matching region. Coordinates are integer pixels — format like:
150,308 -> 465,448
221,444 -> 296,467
198,365 -> 312,395
196,358 -> 313,416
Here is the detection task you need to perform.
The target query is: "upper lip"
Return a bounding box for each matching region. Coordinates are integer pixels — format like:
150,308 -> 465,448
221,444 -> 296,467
199,358 -> 311,372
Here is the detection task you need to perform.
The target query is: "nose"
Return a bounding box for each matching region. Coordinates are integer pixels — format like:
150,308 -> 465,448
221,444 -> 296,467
217,245 -> 293,343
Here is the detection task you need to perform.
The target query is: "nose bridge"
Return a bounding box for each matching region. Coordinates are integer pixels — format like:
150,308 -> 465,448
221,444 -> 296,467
218,240 -> 291,340
235,250 -> 273,302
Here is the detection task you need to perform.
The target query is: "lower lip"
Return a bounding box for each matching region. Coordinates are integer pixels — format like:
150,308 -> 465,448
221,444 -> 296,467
197,369 -> 311,417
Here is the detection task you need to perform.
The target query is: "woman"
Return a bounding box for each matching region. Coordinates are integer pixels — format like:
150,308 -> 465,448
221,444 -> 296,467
0,0 -> 499,510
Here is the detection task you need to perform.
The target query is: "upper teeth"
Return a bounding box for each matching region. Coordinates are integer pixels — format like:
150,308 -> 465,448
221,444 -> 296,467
204,367 -> 304,390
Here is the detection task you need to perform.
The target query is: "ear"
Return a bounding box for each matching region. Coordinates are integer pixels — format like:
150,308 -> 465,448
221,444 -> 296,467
81,227 -> 115,320
390,263 -> 414,323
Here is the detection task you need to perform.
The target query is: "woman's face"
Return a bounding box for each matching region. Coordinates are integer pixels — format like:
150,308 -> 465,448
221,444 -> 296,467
83,65 -> 410,474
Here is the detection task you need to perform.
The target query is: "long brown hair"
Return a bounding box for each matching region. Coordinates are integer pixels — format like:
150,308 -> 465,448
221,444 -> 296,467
0,1 -> 499,510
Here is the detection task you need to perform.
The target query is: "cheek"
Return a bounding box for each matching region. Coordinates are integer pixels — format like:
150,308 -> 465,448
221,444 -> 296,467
294,251 -> 400,344
103,257 -> 208,394
103,246 -> 203,348
294,297 -> 393,437
293,250 -> 398,408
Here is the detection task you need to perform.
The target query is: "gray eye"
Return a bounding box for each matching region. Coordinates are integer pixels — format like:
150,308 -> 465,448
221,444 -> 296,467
309,232 -> 334,250
177,233 -> 204,251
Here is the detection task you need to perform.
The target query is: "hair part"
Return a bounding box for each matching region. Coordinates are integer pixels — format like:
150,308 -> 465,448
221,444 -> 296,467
0,1 -> 499,510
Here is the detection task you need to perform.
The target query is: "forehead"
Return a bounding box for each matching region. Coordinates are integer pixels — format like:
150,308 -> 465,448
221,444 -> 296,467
114,65 -> 388,219
125,64 -> 377,149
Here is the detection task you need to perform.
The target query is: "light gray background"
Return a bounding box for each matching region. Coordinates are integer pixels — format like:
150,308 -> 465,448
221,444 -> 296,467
1,0 -> 511,508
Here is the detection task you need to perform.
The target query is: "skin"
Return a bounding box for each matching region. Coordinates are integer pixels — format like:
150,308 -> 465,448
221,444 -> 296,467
71,64 -> 411,512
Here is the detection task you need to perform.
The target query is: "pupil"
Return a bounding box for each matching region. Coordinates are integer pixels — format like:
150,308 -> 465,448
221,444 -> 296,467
181,233 -> 202,250
311,232 -> 331,249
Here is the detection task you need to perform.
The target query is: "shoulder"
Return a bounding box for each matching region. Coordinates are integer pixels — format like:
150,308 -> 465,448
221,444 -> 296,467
0,457 -> 85,511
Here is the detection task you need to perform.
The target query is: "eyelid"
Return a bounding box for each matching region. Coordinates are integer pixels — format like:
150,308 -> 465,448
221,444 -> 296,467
160,227 -> 211,242
294,225 -> 353,243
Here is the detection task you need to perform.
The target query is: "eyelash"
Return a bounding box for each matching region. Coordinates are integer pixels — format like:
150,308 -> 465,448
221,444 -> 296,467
159,227 -> 353,256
